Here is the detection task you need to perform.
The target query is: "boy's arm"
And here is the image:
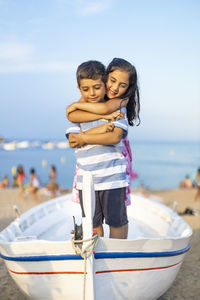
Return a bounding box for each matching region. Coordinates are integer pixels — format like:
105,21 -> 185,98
69,127 -> 123,148
84,123 -> 114,135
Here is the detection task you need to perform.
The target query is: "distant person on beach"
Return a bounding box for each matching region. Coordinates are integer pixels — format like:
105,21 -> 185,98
66,60 -> 140,239
28,168 -> 40,201
66,58 -> 140,208
194,168 -> 200,201
46,165 -> 60,197
16,165 -> 25,198
0,176 -> 9,188
11,166 -> 18,187
179,175 -> 194,189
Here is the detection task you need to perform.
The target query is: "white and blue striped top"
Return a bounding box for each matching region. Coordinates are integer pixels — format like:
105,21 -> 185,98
66,108 -> 128,191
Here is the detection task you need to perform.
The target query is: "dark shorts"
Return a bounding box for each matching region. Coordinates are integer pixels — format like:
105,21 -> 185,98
79,187 -> 128,228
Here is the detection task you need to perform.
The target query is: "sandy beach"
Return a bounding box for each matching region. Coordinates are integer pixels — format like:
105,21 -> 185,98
0,188 -> 199,300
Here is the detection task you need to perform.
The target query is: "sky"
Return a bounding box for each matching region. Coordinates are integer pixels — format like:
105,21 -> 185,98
0,0 -> 199,142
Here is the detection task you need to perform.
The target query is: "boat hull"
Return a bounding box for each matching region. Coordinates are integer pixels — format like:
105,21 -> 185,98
0,194 -> 192,300
1,245 -> 188,300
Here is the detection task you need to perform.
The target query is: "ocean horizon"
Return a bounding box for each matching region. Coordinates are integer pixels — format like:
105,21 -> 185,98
0,140 -> 199,191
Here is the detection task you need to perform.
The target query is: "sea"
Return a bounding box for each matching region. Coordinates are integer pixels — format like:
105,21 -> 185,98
0,140 -> 199,191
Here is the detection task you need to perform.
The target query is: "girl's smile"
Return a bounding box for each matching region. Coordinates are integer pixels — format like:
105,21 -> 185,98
106,69 -> 129,98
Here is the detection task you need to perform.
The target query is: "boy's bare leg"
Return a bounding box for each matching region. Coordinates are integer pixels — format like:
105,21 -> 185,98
109,224 -> 128,239
94,225 -> 104,237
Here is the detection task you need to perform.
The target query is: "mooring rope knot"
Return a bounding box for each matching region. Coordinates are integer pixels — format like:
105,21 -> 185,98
71,233 -> 99,300
71,233 -> 99,259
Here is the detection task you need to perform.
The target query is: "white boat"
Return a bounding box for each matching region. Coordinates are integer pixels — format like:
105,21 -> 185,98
16,141 -> 30,149
0,173 -> 192,300
2,141 -> 17,151
42,141 -> 55,150
56,141 -> 69,149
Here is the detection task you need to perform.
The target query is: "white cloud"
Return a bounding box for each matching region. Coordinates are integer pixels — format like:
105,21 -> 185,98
0,41 -> 76,73
0,42 -> 34,61
0,62 -> 76,73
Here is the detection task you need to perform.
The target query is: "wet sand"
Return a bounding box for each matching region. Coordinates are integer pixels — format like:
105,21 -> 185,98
0,188 -> 199,299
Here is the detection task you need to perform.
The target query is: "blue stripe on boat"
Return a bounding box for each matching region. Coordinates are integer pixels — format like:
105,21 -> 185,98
0,243 -> 190,261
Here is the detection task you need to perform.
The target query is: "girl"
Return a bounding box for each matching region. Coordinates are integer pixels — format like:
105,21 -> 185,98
67,58 -> 140,206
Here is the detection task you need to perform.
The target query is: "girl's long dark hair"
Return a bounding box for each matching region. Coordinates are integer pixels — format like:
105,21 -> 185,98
106,58 -> 140,126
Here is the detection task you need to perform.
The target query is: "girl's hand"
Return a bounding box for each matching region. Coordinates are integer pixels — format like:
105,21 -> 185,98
104,110 -> 125,121
66,103 -> 78,116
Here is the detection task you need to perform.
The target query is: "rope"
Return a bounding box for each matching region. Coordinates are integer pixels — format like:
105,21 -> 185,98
71,234 -> 99,300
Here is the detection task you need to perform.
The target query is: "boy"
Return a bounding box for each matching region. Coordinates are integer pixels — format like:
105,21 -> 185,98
66,60 -> 128,239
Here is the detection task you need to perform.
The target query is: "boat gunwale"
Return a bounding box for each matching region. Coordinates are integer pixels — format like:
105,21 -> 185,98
0,242 -> 190,261
0,230 -> 192,248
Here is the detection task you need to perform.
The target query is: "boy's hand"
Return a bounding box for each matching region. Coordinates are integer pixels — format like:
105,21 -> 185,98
69,133 -> 85,148
96,123 -> 114,134
104,110 -> 125,121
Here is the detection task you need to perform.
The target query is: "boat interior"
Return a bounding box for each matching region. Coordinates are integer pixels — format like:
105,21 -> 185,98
0,194 -> 192,243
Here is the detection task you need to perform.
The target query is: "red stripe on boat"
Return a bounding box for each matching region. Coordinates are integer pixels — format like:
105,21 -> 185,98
8,261 -> 182,276
96,261 -> 182,274
8,269 -> 85,275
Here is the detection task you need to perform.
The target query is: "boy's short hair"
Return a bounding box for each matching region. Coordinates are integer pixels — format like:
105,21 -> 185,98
76,60 -> 106,86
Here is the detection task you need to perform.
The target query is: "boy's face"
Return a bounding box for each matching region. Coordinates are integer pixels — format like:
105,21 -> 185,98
78,78 -> 106,103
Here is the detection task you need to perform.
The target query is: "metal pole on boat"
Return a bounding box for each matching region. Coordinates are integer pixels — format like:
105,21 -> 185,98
82,171 -> 96,300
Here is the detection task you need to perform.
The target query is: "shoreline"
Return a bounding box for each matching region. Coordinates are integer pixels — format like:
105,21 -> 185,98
0,188 -> 199,299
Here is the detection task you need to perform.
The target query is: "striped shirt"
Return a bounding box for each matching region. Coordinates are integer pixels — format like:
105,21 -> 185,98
66,108 -> 128,191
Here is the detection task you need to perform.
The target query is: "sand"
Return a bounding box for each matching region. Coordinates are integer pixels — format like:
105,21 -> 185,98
0,188 -> 199,300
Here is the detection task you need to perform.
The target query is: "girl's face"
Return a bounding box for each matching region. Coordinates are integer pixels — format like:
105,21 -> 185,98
106,69 -> 129,99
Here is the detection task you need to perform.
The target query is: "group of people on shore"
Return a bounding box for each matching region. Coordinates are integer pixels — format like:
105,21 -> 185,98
0,164 -> 60,200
